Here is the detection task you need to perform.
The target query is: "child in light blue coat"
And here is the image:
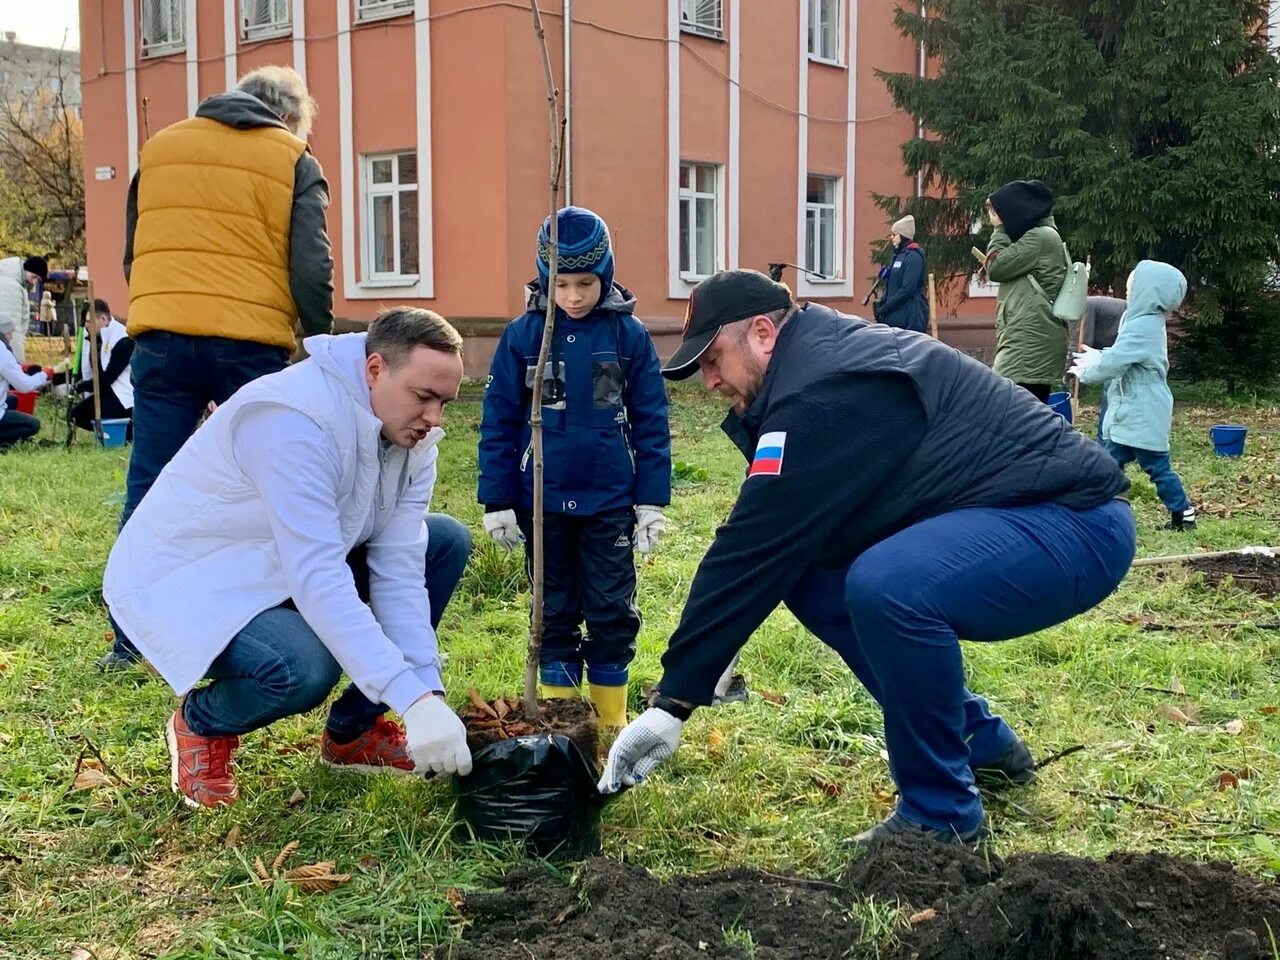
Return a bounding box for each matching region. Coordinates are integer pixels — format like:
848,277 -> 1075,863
1072,260 -> 1195,530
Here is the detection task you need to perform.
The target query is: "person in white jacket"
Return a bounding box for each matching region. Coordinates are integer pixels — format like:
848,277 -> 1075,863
0,311 -> 55,449
104,307 -> 474,808
0,255 -> 46,363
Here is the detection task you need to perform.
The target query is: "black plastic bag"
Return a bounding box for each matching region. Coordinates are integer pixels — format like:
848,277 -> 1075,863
454,734 -> 604,858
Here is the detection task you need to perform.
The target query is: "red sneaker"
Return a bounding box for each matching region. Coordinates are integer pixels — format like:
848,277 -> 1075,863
320,716 -> 415,775
166,708 -> 239,808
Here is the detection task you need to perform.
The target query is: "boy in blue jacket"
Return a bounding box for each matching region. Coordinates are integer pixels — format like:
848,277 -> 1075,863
1072,260 -> 1195,530
478,207 -> 672,727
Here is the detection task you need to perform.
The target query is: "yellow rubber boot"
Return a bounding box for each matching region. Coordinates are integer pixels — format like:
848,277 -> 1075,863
540,683 -> 581,700
589,683 -> 628,728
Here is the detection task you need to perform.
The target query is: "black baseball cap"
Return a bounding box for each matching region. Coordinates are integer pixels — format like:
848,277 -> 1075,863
661,269 -> 794,380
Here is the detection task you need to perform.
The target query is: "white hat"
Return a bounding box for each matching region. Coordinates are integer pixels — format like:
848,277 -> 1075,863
891,215 -> 916,240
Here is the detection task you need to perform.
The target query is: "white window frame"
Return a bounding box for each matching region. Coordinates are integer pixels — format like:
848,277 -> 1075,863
680,0 -> 724,40
362,152 -> 421,285
242,0 -> 292,40
140,0 -> 185,57
807,0 -> 843,65
356,0 -> 415,23
1269,0 -> 1280,53
678,161 -> 724,282
803,174 -> 843,281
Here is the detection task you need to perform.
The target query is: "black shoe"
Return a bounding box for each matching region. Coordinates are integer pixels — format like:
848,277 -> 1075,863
845,811 -> 989,848
712,673 -> 749,705
1163,506 -> 1197,531
973,739 -> 1037,789
96,649 -> 141,672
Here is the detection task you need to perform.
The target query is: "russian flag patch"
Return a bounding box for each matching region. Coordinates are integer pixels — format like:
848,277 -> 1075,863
748,431 -> 786,477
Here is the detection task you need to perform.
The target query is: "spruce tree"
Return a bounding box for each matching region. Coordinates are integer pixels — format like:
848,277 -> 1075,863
877,0 -> 1280,386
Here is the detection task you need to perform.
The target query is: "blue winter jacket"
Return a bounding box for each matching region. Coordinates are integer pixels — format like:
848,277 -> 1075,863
478,283 -> 672,515
875,241 -> 928,332
1077,260 -> 1187,453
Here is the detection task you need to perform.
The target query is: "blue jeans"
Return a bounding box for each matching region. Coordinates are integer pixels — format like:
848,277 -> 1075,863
182,514 -> 473,737
785,499 -> 1135,833
1100,439 -> 1190,514
110,332 -> 290,658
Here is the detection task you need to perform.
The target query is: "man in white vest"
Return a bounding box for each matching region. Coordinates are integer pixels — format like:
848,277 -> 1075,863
105,307 -> 474,808
53,299 -> 135,437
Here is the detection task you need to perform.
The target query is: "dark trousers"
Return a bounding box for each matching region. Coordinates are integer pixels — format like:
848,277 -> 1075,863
1100,439 -> 1190,514
1016,382 -> 1052,403
110,332 -> 289,659
0,409 -> 40,449
70,392 -> 132,438
784,499 -> 1135,833
516,508 -> 640,687
184,514 -> 473,738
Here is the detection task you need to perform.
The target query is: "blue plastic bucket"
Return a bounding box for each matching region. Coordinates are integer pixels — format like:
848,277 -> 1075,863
1210,424 -> 1247,458
96,418 -> 129,448
1047,391 -> 1073,423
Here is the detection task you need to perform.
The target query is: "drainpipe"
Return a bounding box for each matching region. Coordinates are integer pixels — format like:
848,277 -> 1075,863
563,0 -> 573,205
915,1 -> 926,199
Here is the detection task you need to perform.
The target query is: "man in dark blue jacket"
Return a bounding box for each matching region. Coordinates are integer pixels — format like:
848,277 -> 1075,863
873,215 -> 928,332
599,269 -> 1136,844
478,207 -> 671,726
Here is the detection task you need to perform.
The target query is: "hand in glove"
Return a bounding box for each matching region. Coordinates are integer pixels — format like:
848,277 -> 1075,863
598,706 -> 685,793
402,693 -> 473,776
52,357 -> 74,374
482,509 -> 522,551
1068,344 -> 1101,380
634,505 -> 666,555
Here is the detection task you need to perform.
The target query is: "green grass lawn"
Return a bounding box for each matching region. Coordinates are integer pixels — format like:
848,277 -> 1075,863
2,383 -> 1279,959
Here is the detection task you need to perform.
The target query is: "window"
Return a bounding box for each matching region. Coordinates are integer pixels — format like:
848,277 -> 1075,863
356,0 -> 414,22
1270,0 -> 1280,53
680,0 -> 723,39
807,0 -> 841,63
363,153 -> 420,282
678,162 -> 721,279
140,0 -> 185,56
243,0 -> 291,39
804,175 -> 840,279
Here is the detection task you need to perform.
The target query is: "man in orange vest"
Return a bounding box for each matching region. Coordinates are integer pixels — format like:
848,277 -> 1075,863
101,65 -> 334,671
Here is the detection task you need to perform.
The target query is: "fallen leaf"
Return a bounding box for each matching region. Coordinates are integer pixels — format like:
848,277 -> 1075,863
253,857 -> 271,884
494,698 -> 510,720
759,689 -> 788,706
72,767 -> 110,791
811,775 -> 843,798
272,841 -> 300,873
284,861 -> 350,892
1217,772 -> 1240,791
909,908 -> 937,925
1260,706 -> 1279,715
223,825 -> 242,849
1224,719 -> 1245,735
358,854 -> 380,873
69,949 -> 92,960
1169,676 -> 1186,696
1156,704 -> 1192,725
287,787 -> 305,807
706,729 -> 725,758
467,688 -> 499,719
445,887 -> 465,910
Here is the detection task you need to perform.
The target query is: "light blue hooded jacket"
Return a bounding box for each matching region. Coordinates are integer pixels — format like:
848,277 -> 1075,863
1078,260 -> 1187,452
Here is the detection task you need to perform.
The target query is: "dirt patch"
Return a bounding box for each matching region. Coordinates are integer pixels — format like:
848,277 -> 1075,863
1187,554 -> 1280,597
451,837 -> 1280,960
846,834 -> 1280,960
451,860 -> 861,960
461,694 -> 599,760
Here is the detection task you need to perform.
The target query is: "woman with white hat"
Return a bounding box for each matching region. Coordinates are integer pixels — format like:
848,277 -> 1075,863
873,215 -> 928,332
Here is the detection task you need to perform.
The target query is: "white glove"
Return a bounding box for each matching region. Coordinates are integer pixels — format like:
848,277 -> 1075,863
52,357 -> 74,374
482,509 -> 521,551
402,694 -> 473,777
1068,344 -> 1101,379
634,505 -> 666,555
598,707 -> 684,793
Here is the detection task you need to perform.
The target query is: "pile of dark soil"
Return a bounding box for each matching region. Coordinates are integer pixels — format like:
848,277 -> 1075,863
449,836 -> 1280,960
1187,554 -> 1280,598
449,860 -> 860,959
845,835 -> 1280,960
460,693 -> 599,759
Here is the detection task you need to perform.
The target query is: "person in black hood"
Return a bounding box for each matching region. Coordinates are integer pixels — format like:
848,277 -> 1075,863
597,269 -> 1136,846
984,180 -> 1070,401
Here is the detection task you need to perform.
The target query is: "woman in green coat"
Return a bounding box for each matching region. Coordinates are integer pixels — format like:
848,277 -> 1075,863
984,180 -> 1068,402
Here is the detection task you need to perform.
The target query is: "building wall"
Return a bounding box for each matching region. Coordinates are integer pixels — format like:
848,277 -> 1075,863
79,0 -> 996,376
